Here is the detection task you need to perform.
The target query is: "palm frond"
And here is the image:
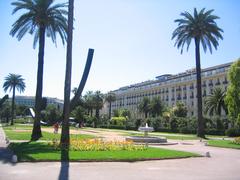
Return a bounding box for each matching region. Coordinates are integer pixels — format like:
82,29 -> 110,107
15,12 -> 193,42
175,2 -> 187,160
172,8 -> 223,54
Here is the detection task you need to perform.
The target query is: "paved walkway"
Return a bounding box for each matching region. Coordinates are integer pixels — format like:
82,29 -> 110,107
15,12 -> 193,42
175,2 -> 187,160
1,126 -> 240,180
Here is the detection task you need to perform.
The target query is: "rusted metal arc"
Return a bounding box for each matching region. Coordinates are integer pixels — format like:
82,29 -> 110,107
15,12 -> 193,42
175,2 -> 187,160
70,48 -> 94,112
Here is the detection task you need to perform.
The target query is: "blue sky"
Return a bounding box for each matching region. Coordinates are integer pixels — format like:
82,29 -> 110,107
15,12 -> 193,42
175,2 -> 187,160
0,0 -> 239,100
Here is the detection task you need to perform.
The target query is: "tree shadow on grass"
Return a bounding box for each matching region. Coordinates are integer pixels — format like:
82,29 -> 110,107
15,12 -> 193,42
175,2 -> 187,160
8,141 -> 59,161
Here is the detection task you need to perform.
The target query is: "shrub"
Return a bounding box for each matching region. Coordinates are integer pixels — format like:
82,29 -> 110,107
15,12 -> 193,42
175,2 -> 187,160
232,137 -> 240,145
111,117 -> 126,126
225,128 -> 240,137
170,117 -> 178,132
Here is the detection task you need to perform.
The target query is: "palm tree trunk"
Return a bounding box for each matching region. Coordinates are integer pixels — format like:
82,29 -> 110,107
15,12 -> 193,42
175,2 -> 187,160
11,86 -> 15,125
195,38 -> 205,138
90,109 -> 93,117
108,101 -> 112,119
61,0 -> 74,161
96,109 -> 100,120
31,26 -> 45,140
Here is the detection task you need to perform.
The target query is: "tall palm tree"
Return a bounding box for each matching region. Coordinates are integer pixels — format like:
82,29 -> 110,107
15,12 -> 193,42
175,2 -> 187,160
105,92 -> 116,119
3,73 -> 25,125
172,8 -> 223,138
204,87 -> 227,116
93,91 -> 104,121
60,0 -> 74,161
10,0 -> 68,140
138,97 -> 150,119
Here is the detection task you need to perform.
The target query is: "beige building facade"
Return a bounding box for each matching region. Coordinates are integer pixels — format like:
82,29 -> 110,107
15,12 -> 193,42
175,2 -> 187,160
108,62 -> 231,118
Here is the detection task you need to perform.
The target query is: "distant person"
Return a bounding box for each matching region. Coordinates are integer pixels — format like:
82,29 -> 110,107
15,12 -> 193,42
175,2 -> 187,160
53,122 -> 59,134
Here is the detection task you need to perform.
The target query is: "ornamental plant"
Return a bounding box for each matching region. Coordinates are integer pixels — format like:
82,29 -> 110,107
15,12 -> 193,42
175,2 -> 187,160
49,139 -> 146,151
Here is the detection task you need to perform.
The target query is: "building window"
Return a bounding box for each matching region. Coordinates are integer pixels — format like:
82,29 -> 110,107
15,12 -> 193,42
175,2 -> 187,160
190,84 -> 194,89
215,78 -> 221,85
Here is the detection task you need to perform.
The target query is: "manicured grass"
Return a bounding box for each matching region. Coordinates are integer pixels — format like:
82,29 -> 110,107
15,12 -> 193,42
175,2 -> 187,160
207,140 -> 240,149
4,129 -> 95,141
3,124 -> 33,130
9,142 -> 200,162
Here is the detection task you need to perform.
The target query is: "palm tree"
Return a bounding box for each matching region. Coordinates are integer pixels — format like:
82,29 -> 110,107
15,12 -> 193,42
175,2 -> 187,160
138,97 -> 150,119
10,0 -> 68,140
83,91 -> 95,116
3,73 -> 25,125
105,92 -> 116,119
93,91 -> 104,121
60,0 -> 74,161
172,8 -> 223,138
204,87 -> 227,116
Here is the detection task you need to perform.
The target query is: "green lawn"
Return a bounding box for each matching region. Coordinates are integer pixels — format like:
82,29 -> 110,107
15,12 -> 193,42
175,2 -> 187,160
9,142 -> 200,162
207,140 -> 240,149
4,129 -> 95,141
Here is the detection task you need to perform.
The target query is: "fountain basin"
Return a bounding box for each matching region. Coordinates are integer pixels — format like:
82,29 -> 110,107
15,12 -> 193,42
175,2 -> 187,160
126,136 -> 167,143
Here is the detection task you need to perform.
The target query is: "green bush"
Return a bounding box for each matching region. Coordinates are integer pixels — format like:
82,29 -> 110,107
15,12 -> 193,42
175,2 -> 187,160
111,117 -> 126,126
205,129 -> 225,135
233,137 -> 240,145
225,128 -> 240,137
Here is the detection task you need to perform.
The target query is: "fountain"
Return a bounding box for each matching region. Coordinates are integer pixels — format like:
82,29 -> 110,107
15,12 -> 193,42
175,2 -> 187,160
126,123 -> 167,144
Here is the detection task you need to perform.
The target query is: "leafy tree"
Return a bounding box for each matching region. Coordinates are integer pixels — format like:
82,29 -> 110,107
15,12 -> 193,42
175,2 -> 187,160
105,92 -> 116,119
71,105 -> 86,127
173,102 -> 188,117
10,0 -> 68,140
0,95 -> 9,108
172,8 -> 223,138
120,108 -> 131,119
150,97 -> 164,117
44,105 -> 62,125
225,59 -> 240,126
16,104 -> 28,116
3,73 -> 25,125
204,87 -> 227,116
113,109 -> 120,117
0,102 -> 11,123
138,97 -> 150,118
